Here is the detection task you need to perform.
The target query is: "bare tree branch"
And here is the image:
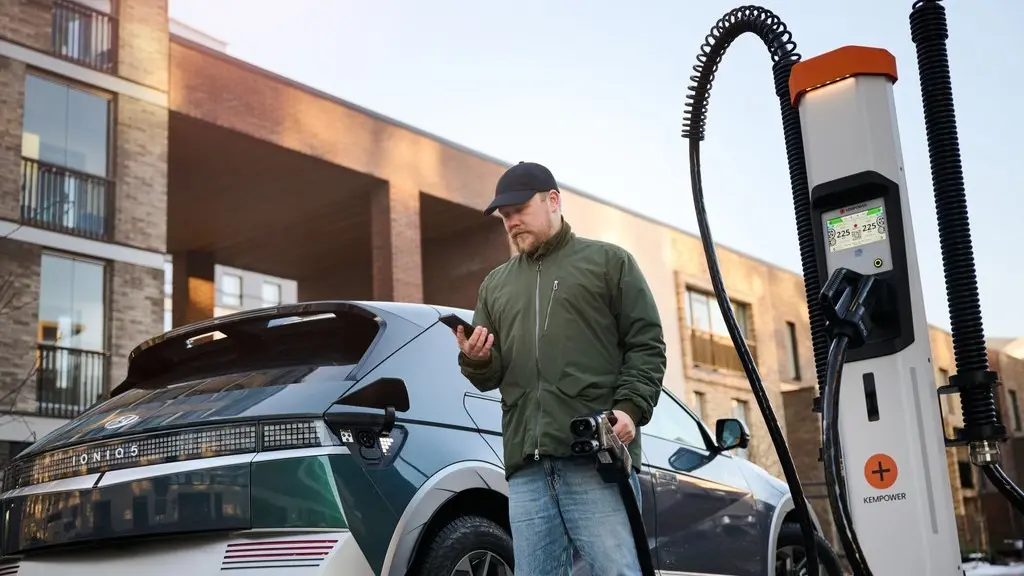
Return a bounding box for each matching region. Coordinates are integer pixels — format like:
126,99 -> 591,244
0,273 -> 40,418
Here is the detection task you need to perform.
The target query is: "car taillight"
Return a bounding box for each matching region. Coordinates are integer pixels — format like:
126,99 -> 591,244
259,420 -> 341,452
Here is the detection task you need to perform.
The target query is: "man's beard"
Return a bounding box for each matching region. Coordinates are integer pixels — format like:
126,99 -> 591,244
512,233 -> 534,255
511,222 -> 551,255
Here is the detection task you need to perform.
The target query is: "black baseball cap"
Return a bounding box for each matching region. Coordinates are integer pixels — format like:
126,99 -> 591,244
484,161 -> 559,216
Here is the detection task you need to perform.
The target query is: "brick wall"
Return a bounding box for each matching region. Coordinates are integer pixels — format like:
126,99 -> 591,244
117,0 -> 169,91
782,386 -> 838,546
108,261 -> 163,387
0,56 -> 26,222
113,95 -> 168,252
370,183 -> 422,303
169,40 -> 505,211
0,239 -> 40,414
0,0 -> 51,52
992,349 -> 1024,441
422,218 -> 509,310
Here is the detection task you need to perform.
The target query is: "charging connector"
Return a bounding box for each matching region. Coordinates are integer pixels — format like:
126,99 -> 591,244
819,268 -> 878,576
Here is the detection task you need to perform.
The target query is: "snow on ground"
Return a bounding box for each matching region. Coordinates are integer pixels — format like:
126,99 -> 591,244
963,561 -> 1024,575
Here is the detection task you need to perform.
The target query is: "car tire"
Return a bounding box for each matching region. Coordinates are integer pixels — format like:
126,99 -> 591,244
775,522 -> 844,576
416,514 -> 515,576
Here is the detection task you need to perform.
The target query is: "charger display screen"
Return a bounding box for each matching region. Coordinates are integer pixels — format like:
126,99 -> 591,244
826,205 -> 887,253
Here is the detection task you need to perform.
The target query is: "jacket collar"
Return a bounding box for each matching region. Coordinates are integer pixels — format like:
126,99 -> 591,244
529,218 -> 572,261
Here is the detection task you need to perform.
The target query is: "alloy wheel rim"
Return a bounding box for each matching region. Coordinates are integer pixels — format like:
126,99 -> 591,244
775,544 -> 809,576
450,549 -> 514,576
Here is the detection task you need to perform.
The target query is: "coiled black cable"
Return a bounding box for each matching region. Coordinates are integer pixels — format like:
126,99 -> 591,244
909,0 -> 1024,512
909,0 -> 996,422
683,6 -> 832,397
681,6 -> 828,574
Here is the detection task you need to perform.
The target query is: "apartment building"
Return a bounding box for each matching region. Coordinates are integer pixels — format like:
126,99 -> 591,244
0,0 -> 168,459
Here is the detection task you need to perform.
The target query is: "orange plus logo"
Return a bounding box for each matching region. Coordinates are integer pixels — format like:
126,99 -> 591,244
864,453 -> 898,490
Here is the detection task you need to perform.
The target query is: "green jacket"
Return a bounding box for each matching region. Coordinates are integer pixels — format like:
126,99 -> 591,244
459,220 -> 666,479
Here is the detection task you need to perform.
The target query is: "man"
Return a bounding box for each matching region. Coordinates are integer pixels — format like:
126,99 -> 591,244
456,161 -> 666,576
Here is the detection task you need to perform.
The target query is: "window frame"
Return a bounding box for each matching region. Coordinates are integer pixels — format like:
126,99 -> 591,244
22,69 -> 115,178
261,281 -> 282,308
219,272 -> 243,308
37,249 -> 108,352
36,249 -> 110,415
784,321 -> 801,381
731,398 -> 751,459
684,285 -> 756,372
1009,389 -> 1022,432
691,390 -> 706,422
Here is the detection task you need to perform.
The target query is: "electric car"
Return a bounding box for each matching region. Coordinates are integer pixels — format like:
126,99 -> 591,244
0,301 -> 831,576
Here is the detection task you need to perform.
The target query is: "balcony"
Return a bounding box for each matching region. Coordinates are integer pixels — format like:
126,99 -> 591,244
690,328 -> 758,373
35,344 -> 108,419
51,0 -> 118,74
20,157 -> 113,241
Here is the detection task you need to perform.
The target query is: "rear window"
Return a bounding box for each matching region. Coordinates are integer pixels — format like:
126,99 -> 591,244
20,306 -> 384,454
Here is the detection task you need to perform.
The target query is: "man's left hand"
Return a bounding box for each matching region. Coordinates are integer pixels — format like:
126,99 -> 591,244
611,410 -> 635,445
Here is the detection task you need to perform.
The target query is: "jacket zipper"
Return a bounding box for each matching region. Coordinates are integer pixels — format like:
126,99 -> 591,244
534,261 -> 543,461
543,280 -> 558,333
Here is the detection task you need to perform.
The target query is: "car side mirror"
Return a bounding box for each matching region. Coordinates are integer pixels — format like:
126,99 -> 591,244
715,418 -> 750,452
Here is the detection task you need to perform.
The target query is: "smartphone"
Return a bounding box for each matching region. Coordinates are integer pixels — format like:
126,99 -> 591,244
439,313 -> 476,336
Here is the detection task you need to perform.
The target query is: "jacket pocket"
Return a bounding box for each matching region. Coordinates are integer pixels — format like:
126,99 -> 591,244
554,368 -> 616,401
499,383 -> 527,410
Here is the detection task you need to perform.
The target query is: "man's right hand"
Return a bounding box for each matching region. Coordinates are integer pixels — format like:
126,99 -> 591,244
457,325 -> 494,362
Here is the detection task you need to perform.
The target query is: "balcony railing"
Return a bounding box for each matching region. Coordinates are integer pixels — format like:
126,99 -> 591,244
52,0 -> 118,74
690,328 -> 758,373
35,344 -> 108,419
20,157 -> 113,241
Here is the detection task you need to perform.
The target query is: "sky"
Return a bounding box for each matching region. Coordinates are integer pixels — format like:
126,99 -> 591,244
168,0 -> 1024,339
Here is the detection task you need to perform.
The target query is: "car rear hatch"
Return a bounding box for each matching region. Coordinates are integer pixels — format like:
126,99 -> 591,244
1,301 -> 426,555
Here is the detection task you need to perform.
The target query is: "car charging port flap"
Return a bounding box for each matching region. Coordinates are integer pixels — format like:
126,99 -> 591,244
325,376 -> 410,469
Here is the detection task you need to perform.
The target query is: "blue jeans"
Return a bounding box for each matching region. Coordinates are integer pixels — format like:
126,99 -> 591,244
508,456 -> 643,576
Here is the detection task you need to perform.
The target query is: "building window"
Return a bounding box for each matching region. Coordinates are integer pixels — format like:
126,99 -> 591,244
731,399 -> 750,460
20,73 -> 112,240
958,460 -> 975,490
163,259 -> 173,297
937,368 -> 950,420
686,287 -> 756,372
37,252 -> 108,418
691,391 -> 706,422
1009,389 -> 1022,432
784,321 -> 801,381
220,273 -> 242,308
261,281 -> 281,307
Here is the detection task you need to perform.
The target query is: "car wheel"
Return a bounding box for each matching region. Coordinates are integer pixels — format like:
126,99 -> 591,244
416,514 -> 515,576
775,522 -> 844,576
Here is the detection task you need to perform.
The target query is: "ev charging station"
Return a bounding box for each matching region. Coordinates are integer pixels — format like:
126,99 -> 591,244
791,46 -> 963,575
680,1 -> 1024,575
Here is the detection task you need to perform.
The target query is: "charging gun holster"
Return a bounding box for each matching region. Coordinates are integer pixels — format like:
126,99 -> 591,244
569,411 -> 656,576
